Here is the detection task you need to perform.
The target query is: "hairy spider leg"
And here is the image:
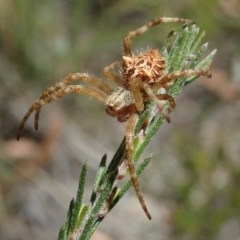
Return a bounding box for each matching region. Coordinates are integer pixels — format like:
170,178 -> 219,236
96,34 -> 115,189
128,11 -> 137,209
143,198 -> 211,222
143,83 -> 172,122
63,73 -> 112,94
129,80 -> 145,112
155,93 -> 176,113
123,78 -> 153,219
103,61 -> 123,86
16,85 -> 107,140
152,68 -> 212,90
33,81 -> 67,130
17,73 -> 111,139
125,112 -> 152,220
123,17 -> 194,56
36,73 -> 111,101
59,85 -> 107,102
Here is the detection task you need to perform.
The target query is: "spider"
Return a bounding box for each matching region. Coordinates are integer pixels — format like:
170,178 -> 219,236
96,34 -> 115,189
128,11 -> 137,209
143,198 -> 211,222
17,17 -> 211,219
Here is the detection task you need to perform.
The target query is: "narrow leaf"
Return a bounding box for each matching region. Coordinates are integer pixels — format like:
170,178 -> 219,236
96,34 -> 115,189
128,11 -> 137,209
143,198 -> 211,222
70,163 -> 88,231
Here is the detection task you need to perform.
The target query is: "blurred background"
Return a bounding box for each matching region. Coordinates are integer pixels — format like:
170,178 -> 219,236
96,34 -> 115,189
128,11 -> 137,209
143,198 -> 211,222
0,0 -> 240,239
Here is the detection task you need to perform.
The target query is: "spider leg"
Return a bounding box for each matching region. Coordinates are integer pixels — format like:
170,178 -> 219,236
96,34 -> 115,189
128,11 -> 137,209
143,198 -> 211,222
123,17 -> 194,56
63,73 -> 112,94
152,68 -> 212,90
34,110 -> 40,130
125,112 -> 151,220
34,86 -> 65,131
17,85 -> 107,140
156,93 -> 176,113
37,73 -> 111,100
38,81 -> 66,99
27,73 -> 110,131
103,61 -> 122,86
143,83 -> 171,122
129,80 -> 144,112
16,102 -> 42,140
60,85 -> 107,102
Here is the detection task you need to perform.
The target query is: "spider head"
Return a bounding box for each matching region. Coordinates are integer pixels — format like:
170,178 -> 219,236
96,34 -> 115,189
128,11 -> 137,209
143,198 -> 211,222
122,49 -> 166,87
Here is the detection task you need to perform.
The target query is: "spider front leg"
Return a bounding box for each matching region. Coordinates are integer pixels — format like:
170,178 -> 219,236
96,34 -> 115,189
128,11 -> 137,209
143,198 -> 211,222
152,68 -> 212,90
64,72 -> 112,94
129,80 -> 145,112
103,61 -> 122,86
123,17 -> 194,56
125,112 -> 152,220
16,84 -> 107,140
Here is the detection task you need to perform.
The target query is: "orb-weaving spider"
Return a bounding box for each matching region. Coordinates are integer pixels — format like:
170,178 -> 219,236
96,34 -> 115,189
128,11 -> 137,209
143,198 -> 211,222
17,17 -> 211,219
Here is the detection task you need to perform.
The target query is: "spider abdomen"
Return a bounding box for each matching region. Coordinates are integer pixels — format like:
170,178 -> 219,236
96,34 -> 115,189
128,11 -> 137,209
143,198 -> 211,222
122,48 -> 166,86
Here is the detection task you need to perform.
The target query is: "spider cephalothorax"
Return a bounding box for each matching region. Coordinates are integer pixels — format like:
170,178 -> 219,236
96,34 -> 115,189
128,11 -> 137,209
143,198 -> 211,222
17,17 -> 212,220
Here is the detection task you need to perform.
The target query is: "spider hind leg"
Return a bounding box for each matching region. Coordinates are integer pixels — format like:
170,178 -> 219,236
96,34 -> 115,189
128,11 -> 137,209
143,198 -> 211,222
123,17 -> 194,56
125,113 -> 152,220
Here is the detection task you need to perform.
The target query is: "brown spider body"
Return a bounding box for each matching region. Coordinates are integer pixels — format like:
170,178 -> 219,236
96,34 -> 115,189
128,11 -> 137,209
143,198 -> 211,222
105,87 -> 136,122
17,17 -> 212,220
122,49 -> 166,86
105,49 -> 167,123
